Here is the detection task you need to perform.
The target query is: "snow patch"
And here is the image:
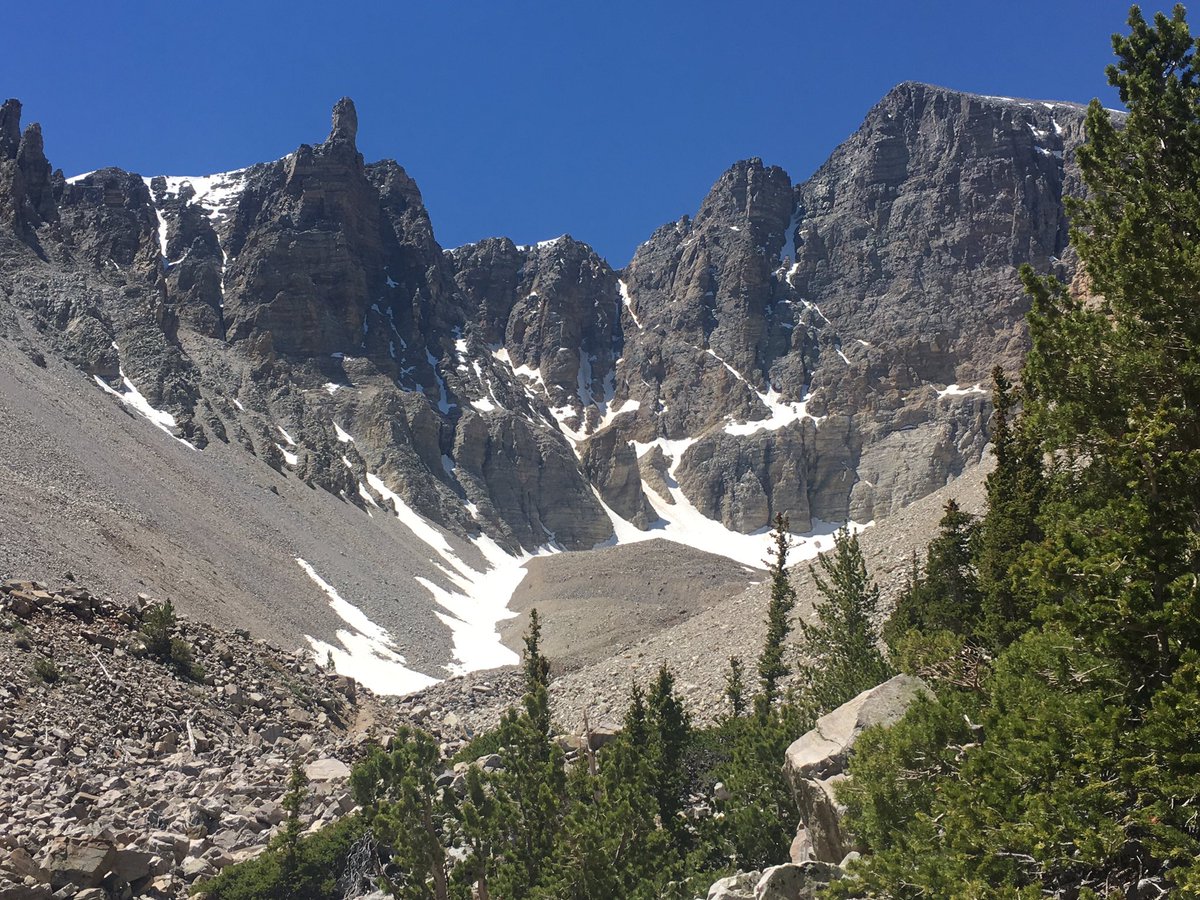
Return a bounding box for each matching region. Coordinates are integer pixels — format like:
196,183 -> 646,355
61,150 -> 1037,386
725,387 -> 822,435
425,350 -> 456,414
936,383 -> 987,399
596,438 -> 870,568
152,169 -> 250,223
93,371 -> 198,450
297,558 -> 438,695
365,471 -> 558,674
618,279 -> 643,329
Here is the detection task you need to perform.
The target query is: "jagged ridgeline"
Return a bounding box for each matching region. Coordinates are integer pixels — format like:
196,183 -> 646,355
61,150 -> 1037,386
0,84 -> 1093,688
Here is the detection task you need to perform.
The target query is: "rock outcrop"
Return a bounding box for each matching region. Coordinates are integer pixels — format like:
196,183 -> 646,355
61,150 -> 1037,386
0,89 -> 1099,555
783,674 -> 933,864
699,861 -> 842,900
0,87 -> 1106,699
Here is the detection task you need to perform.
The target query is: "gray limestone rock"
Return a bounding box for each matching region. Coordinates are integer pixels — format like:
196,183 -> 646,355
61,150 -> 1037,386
0,85 -> 1105,568
755,862 -> 842,899
784,675 -> 933,863
706,870 -> 761,900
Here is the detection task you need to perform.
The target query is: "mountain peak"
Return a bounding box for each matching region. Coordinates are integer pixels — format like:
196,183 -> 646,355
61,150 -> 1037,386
883,80 -> 1093,112
329,97 -> 358,146
1,98 -> 22,160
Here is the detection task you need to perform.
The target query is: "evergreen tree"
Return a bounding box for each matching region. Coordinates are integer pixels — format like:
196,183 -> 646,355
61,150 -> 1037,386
882,500 -> 982,649
755,513 -> 796,717
523,607 -> 551,692
624,681 -> 649,747
710,707 -> 808,872
798,528 -> 894,713
1020,2 -> 1200,696
646,664 -> 691,831
280,761 -> 308,880
453,766 -> 501,900
350,727 -> 453,900
835,8 -> 1200,895
487,682 -> 566,894
976,366 -> 1045,649
533,735 -> 673,900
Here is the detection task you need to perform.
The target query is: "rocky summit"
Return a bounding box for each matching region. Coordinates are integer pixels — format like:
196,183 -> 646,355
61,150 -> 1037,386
0,85 -> 1101,693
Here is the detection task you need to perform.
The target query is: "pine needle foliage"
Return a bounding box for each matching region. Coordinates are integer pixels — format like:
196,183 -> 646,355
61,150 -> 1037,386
755,513 -> 796,717
798,528 -> 894,713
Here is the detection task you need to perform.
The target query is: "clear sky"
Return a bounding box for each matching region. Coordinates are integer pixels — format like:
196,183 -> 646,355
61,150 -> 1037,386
5,0 -> 1132,265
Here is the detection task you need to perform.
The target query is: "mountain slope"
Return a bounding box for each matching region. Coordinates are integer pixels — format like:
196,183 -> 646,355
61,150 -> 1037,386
0,87 -> 1103,690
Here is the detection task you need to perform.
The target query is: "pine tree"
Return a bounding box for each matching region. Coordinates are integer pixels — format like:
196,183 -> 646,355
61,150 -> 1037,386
712,707 -> 807,872
624,681 -> 649,747
488,683 -> 566,894
755,513 -> 796,717
798,528 -> 894,713
140,599 -> 177,660
532,734 -> 673,900
976,366 -> 1045,649
834,8 -> 1200,895
454,766 -> 501,900
646,664 -> 691,831
279,761 -> 308,881
350,727 -> 453,900
523,607 -> 551,692
1020,2 -> 1200,696
882,500 -> 982,649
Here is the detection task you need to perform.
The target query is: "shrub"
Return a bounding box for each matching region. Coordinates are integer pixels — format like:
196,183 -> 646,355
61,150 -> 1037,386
140,600 -> 204,681
194,814 -> 367,900
33,656 -> 60,683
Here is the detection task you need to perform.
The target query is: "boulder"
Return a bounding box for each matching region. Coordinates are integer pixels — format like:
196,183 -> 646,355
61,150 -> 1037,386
0,883 -> 53,900
41,838 -> 116,889
706,870 -> 760,900
109,847 -> 157,883
1,849 -> 49,884
783,675 -> 931,863
304,757 -> 351,781
754,862 -> 842,899
788,824 -> 814,864
573,723 -> 621,751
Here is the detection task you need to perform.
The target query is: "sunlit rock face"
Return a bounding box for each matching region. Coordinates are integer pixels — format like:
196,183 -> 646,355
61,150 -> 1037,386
0,86 -> 1097,553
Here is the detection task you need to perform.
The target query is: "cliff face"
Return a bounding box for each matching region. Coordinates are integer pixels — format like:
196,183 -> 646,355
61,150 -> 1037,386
0,87 -> 1099,556
793,82 -> 1083,382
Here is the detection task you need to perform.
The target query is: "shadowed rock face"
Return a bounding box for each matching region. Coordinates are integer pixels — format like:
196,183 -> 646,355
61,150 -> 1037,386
0,87 -> 1102,552
220,100 -> 387,359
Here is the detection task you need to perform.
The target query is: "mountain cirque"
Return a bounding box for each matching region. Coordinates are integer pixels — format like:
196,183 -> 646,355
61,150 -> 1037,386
0,84 -> 1096,688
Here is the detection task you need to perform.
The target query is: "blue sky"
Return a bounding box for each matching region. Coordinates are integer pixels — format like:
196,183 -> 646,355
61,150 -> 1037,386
6,1 -> 1130,264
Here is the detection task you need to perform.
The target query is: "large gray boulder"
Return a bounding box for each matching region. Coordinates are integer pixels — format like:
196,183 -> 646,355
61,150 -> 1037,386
755,862 -> 842,899
784,675 -> 932,863
706,870 -> 761,900
40,838 -> 116,889
700,862 -> 842,900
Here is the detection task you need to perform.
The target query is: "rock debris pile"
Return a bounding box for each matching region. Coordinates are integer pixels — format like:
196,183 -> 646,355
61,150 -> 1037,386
0,579 -> 515,900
